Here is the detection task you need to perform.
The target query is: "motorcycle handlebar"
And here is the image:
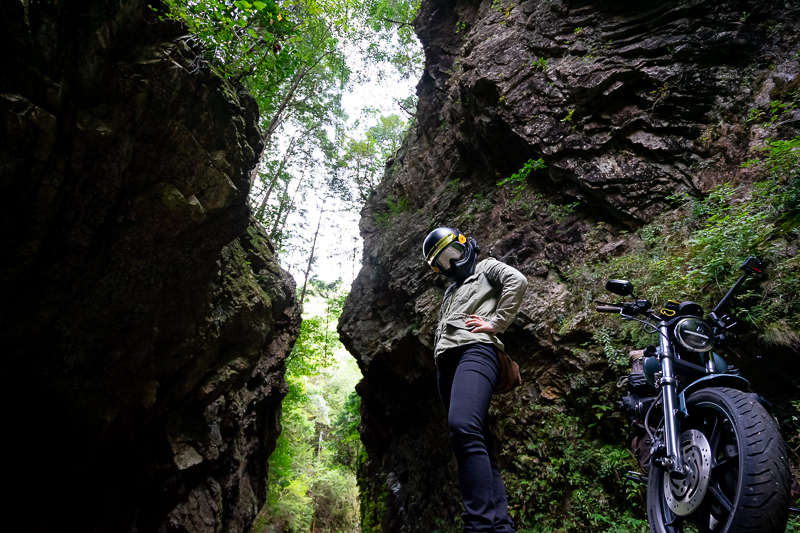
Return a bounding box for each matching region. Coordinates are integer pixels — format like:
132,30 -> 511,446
595,305 -> 622,314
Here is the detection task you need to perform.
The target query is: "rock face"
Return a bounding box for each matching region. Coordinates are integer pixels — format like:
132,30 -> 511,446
1,2 -> 299,532
340,0 -> 799,531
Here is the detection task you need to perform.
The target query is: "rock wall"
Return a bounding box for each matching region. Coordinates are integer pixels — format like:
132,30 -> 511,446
339,0 -> 800,531
1,1 -> 299,532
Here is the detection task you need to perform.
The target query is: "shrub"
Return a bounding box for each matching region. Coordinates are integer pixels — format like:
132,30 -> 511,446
375,195 -> 410,227
565,137 -> 800,346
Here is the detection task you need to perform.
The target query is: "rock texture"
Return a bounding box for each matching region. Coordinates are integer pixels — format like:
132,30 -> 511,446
1,2 -> 299,532
340,0 -> 800,530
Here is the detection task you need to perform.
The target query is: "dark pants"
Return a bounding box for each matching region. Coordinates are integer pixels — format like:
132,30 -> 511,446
437,343 -> 515,533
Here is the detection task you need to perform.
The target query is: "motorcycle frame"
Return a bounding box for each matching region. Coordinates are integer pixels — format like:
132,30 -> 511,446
656,320 -> 686,477
652,320 -> 751,479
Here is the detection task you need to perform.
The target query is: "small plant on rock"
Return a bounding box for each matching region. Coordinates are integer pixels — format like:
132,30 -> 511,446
375,195 -> 410,228
532,56 -> 549,70
497,158 -> 547,187
746,108 -> 765,122
445,178 -> 462,192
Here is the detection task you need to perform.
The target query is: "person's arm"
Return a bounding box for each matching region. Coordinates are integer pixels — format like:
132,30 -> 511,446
436,283 -> 458,344
469,260 -> 528,333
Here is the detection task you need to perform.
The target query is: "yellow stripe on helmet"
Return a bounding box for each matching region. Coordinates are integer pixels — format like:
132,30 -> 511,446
425,233 -> 456,267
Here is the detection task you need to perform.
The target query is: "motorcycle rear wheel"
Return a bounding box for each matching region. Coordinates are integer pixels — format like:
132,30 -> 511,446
646,387 -> 792,533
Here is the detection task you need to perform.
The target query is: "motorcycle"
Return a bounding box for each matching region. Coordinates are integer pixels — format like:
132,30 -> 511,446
594,257 -> 795,533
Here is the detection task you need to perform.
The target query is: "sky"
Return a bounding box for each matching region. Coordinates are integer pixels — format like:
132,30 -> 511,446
278,60 -> 419,288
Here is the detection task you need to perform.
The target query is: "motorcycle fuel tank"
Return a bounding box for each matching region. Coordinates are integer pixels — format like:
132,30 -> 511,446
643,356 -> 660,389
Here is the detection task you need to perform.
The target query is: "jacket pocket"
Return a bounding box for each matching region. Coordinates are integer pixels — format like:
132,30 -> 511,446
445,314 -> 470,329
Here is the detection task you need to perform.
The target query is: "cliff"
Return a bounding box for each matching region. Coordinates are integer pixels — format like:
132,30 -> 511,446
339,0 -> 800,530
1,1 -> 299,532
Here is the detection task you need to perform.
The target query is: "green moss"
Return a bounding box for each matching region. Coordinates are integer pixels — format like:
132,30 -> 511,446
358,449 -> 389,533
445,177 -> 462,192
246,225 -> 275,263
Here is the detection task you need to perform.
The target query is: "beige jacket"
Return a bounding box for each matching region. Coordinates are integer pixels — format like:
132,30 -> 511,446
434,258 -> 528,361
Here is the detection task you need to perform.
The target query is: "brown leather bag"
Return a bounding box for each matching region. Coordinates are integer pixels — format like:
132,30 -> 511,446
494,350 -> 522,394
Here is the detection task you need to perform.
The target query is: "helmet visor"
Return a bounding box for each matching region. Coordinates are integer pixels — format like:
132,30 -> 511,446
435,242 -> 465,271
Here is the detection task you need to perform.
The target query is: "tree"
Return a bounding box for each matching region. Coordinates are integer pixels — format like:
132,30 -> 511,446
330,390 -> 361,475
299,203 -> 326,305
253,286 -> 361,533
249,11 -> 351,186
330,113 -> 407,208
158,0 -> 298,81
245,8 -> 350,252
344,0 -> 424,81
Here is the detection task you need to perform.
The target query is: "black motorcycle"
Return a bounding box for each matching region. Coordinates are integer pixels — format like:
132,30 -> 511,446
595,257 -> 794,533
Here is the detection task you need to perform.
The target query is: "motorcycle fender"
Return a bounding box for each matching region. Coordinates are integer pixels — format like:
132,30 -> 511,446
679,374 -> 750,407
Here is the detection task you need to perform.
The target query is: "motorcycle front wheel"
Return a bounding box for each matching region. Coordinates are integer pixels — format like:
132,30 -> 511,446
647,387 -> 792,533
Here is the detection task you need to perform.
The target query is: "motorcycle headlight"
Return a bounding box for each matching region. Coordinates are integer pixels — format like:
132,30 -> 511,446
674,318 -> 715,352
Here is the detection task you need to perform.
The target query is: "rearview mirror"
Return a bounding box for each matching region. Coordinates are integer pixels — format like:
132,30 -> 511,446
606,279 -> 634,297
719,314 -> 749,335
739,256 -> 765,274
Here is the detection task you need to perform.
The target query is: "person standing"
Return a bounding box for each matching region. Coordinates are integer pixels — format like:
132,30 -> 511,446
422,227 -> 528,533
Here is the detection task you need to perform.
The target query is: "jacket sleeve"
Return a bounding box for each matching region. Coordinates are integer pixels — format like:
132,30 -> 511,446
435,283 -> 457,348
483,259 -> 528,333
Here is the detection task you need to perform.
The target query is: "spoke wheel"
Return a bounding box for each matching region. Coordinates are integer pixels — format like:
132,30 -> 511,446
646,387 -> 792,533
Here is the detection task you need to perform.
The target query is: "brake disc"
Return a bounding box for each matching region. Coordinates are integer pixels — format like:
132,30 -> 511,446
663,428 -> 712,516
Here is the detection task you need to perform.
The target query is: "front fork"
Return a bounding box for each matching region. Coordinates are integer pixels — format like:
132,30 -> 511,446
658,322 -> 686,477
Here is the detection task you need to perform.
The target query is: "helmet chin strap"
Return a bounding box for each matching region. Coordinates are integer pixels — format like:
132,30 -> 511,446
450,238 -> 479,283
451,264 -> 474,284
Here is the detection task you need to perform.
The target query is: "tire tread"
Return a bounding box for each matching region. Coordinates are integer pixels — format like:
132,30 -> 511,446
646,387 -> 792,533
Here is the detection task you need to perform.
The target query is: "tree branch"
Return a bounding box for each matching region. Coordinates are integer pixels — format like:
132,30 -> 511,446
393,97 -> 417,118
381,17 -> 413,29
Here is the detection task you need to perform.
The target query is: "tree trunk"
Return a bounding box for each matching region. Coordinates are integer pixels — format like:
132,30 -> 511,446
275,171 -> 306,237
299,204 -> 325,305
256,178 -> 275,219
249,69 -> 306,187
249,49 -> 337,187
256,135 -> 299,218
267,178 -> 292,236
286,246 -> 296,276
323,297 -> 332,359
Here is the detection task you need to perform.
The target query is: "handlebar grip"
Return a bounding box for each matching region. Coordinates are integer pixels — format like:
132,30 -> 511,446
595,305 -> 622,314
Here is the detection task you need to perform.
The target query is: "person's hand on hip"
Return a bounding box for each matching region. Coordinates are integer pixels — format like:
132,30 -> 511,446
465,315 -> 498,333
